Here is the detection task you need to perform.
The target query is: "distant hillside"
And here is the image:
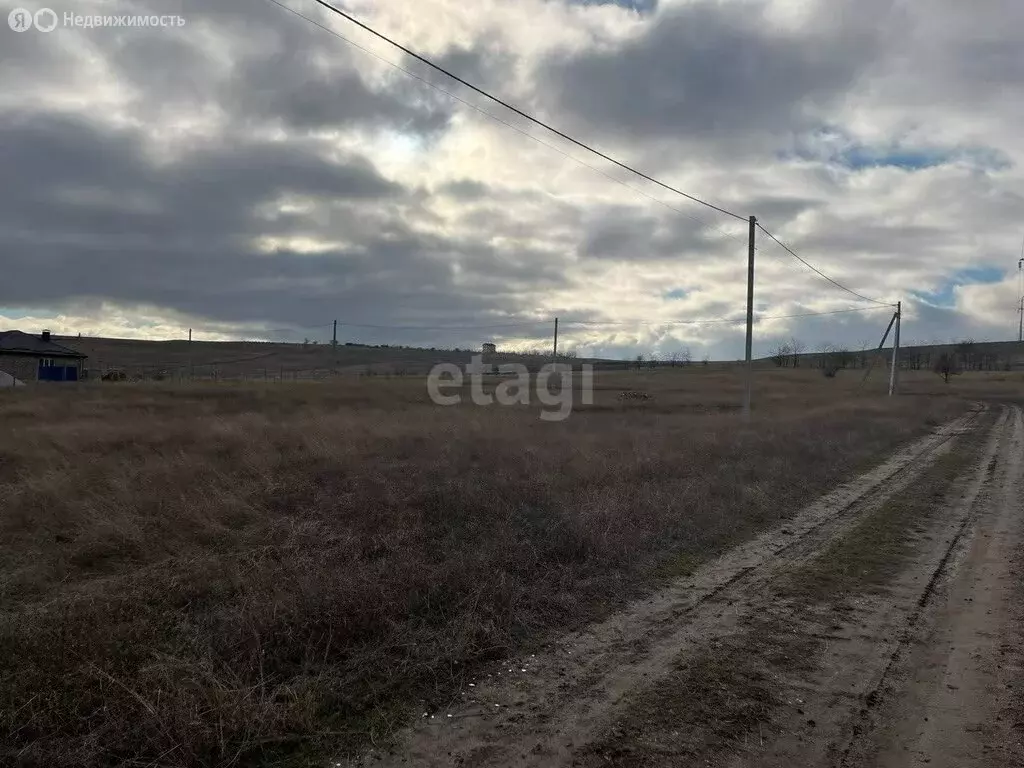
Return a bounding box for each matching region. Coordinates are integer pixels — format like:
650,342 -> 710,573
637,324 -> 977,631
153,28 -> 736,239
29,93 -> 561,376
47,335 -> 624,381
764,339 -> 1024,373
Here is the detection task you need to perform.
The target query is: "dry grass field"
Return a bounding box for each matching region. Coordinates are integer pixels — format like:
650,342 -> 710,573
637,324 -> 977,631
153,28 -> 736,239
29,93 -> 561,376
0,366 -> 1010,766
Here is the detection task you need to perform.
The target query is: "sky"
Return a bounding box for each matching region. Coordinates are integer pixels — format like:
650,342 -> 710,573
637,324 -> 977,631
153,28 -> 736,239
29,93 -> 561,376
1,0 -> 1022,360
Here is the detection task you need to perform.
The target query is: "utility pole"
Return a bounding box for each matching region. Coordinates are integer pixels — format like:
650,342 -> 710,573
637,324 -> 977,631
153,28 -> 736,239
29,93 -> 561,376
188,328 -> 193,382
743,215 -> 756,418
888,301 -> 902,396
332,319 -> 339,373
553,317 -> 559,362
858,311 -> 897,389
1017,255 -> 1023,343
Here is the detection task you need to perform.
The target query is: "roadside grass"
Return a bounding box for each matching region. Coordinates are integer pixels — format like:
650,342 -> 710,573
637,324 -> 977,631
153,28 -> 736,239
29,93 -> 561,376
587,406 -> 991,767
0,373 -> 967,766
579,613 -> 819,768
780,426 -> 986,603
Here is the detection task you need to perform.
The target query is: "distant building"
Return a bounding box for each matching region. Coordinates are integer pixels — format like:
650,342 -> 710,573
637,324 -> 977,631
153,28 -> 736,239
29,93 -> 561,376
482,342 -> 497,354
0,330 -> 87,385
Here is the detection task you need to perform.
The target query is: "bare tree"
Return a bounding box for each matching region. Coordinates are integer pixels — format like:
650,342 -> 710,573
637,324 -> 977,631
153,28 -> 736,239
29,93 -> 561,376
818,342 -> 834,369
857,339 -> 871,369
956,339 -> 977,371
772,341 -> 791,368
789,337 -> 806,368
934,352 -> 960,383
702,354 -> 711,366
681,347 -> 692,366
819,343 -> 840,377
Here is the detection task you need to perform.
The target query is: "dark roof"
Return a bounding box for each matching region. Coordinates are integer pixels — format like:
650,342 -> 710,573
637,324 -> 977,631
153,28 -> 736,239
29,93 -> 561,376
0,330 -> 87,359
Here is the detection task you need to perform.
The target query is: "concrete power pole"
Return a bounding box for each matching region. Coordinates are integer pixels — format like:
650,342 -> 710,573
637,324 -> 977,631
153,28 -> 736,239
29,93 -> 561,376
743,215 -> 757,418
1017,255 -> 1023,343
332,320 -> 339,374
888,301 -> 902,397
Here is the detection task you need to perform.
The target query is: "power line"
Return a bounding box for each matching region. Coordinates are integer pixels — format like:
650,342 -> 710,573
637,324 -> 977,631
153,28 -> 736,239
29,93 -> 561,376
262,0 -> 747,244
756,223 -> 894,307
565,307 -> 892,327
294,0 -> 746,224
335,320 -> 553,331
756,306 -> 892,321
269,0 -> 889,312
276,306 -> 893,333
256,1 -> 896,336
250,323 -> 335,334
563,316 -> 736,327
235,307 -> 890,338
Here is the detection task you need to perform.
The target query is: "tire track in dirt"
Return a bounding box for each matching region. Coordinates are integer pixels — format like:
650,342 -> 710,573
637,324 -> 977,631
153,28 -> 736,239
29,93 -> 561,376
350,406 -> 987,767
699,403 -> 1023,768
842,404 -> 1024,767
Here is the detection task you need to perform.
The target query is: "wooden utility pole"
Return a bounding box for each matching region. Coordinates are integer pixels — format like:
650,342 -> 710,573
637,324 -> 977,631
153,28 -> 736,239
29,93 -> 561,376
553,317 -> 559,362
188,328 -> 193,382
743,216 -> 756,418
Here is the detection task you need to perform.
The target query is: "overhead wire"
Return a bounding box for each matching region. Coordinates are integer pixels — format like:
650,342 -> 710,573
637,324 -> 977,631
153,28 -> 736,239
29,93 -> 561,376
755,223 -> 895,307
262,0 -> 747,244
331,320 -> 553,331
562,305 -> 891,328
304,0 -> 746,223
264,0 -> 896,326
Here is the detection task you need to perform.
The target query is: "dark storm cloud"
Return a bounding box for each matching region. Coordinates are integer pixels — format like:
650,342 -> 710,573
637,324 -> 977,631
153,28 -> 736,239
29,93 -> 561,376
440,179 -> 490,200
450,190 -> 583,248
0,110 -> 399,246
68,0 -> 455,135
539,0 -> 894,152
0,109 -> 570,329
227,42 -> 452,135
579,204 -> 724,261
885,0 -> 1024,109
0,0 -> 575,336
433,42 -> 517,92
744,195 -> 822,225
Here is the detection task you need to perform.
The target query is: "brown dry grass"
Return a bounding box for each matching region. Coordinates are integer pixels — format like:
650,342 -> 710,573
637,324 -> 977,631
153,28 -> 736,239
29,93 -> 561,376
582,392 -> 994,768
0,368 -> 977,766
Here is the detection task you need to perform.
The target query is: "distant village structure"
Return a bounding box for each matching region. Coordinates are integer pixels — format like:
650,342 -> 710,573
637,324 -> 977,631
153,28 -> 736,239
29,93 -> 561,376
0,330 -> 87,385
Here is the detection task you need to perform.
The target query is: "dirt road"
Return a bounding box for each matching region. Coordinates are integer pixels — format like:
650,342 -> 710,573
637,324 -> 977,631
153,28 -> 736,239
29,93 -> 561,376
352,403 -> 1024,767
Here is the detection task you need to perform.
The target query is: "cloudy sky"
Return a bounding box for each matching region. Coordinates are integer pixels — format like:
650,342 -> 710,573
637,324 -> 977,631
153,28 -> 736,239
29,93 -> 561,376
1,0 -> 1022,359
